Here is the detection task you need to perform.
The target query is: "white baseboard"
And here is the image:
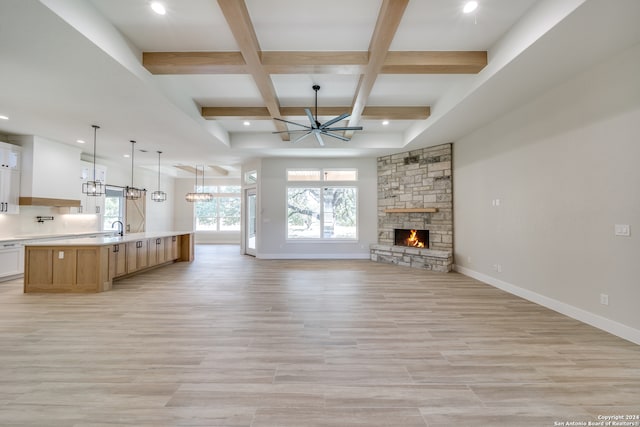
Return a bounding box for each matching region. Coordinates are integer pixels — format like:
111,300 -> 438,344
257,253 -> 371,260
454,265 -> 640,346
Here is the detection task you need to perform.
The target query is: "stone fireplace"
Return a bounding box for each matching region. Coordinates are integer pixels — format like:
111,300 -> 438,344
370,143 -> 453,272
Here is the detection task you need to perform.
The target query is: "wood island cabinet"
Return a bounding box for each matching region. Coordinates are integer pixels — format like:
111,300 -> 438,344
25,246 -> 110,292
108,243 -> 126,280
24,232 -> 194,293
126,239 -> 148,274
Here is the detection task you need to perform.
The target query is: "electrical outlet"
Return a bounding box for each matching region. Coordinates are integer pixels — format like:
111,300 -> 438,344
493,264 -> 498,271
58,251 -> 64,259
600,294 -> 609,306
614,224 -> 630,236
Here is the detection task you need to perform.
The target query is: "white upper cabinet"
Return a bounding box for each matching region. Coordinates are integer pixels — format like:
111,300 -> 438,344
0,142 -> 22,214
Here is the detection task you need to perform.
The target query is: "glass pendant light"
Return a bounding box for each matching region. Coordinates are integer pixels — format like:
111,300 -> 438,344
151,151 -> 167,202
125,140 -> 143,200
185,165 -> 213,202
82,125 -> 105,196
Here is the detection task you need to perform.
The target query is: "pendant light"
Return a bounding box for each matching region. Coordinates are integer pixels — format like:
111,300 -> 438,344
185,165 -> 213,202
151,151 -> 167,202
125,140 -> 143,200
82,125 -> 105,196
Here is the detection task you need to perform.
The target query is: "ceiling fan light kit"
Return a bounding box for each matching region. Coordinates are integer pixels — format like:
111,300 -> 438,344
273,85 -> 363,146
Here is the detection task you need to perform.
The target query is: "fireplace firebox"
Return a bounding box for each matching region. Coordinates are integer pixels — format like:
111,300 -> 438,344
394,229 -> 429,248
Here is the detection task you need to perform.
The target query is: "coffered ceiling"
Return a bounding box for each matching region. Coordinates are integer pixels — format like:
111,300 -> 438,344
1,0 -> 640,176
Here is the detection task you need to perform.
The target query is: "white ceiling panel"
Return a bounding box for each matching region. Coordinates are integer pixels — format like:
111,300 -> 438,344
89,0 -> 238,51
390,0 -> 538,50
246,0 -> 382,51
271,75 -> 360,107
370,74 -> 477,106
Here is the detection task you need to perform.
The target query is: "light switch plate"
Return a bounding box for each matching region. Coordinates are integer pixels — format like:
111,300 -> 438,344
58,251 -> 64,259
614,224 -> 630,237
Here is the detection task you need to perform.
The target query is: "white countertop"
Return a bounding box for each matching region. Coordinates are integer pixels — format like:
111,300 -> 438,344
0,231 -> 116,245
24,231 -> 193,247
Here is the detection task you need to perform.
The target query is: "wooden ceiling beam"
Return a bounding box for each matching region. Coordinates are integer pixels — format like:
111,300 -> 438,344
347,0 -> 409,136
143,51 -> 486,75
208,165 -> 229,176
383,51 -> 487,74
201,107 -> 270,120
261,51 -> 368,74
142,52 -> 246,74
216,0 -> 289,140
202,106 -> 429,121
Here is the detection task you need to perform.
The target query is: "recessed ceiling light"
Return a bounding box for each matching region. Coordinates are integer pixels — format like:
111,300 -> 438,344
150,2 -> 166,15
0,115 -> 8,120
463,1 -> 478,13
124,154 -> 130,158
382,120 -> 390,126
76,139 -> 86,144
243,121 -> 251,126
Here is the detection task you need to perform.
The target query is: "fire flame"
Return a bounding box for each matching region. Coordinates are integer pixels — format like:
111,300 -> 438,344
405,229 -> 425,248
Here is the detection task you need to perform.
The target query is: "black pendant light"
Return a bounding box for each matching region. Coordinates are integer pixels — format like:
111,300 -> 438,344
185,165 -> 213,202
125,140 -> 143,200
82,125 -> 105,196
151,151 -> 167,202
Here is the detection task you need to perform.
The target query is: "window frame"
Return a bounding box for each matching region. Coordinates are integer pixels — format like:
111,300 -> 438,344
285,168 -> 359,241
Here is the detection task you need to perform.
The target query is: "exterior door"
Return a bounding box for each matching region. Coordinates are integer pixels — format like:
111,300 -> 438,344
245,189 -> 256,256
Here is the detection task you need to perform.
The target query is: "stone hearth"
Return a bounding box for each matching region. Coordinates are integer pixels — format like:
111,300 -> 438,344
370,244 -> 452,272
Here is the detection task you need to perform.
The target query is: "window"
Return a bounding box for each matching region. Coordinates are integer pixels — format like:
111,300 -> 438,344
103,186 -> 124,231
286,169 -> 358,240
287,170 -> 321,181
195,185 -> 241,231
244,170 -> 257,185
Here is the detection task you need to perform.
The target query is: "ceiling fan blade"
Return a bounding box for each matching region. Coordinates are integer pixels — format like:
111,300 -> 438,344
314,131 -> 325,146
321,126 -> 363,131
320,113 -> 350,129
273,117 -> 312,129
305,108 -> 318,129
292,131 -> 312,144
321,131 -> 351,142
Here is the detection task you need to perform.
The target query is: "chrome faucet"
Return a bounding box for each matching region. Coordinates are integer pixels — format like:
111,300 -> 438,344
112,220 -> 124,237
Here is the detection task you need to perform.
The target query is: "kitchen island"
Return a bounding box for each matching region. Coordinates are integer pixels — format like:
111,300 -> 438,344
23,232 -> 194,293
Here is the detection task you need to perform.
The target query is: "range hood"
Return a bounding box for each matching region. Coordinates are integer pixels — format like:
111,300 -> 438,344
19,197 -> 81,207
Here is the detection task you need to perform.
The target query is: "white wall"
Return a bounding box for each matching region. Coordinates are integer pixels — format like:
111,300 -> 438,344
454,42 -> 640,343
257,157 -> 377,259
0,205 -> 100,237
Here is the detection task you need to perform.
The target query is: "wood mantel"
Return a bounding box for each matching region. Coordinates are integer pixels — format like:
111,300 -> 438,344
384,208 -> 438,213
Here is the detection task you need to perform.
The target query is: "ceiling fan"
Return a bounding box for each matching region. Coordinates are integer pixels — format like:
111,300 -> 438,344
272,85 -> 363,146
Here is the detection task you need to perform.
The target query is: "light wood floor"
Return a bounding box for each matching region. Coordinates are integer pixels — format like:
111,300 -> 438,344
0,245 -> 638,426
